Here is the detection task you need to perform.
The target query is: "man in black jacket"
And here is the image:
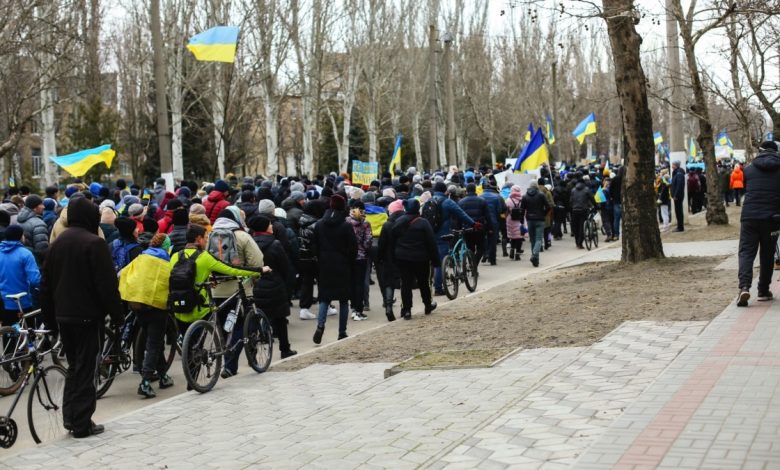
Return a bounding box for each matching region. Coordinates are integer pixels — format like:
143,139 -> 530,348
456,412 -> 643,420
40,196 -> 124,438
569,178 -> 594,249
458,183 -> 490,271
520,181 -> 551,267
736,141 -> 780,306
670,161 -> 686,232
391,199 -> 439,320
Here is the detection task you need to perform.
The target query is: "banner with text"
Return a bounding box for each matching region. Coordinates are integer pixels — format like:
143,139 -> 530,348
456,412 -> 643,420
351,160 -> 379,186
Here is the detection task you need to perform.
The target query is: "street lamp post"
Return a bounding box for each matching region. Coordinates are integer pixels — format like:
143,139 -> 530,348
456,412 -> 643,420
442,32 -> 457,168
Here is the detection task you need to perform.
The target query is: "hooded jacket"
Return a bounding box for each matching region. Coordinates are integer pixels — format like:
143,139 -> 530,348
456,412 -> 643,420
391,214 -> 440,265
168,224 -> 188,253
0,240 -> 40,310
49,205 -> 106,242
313,209 -> 357,301
570,182 -> 595,212
209,216 -> 264,300
40,197 -> 123,327
730,165 -> 745,190
17,206 -> 49,262
203,191 -> 230,224
520,187 -> 551,221
251,232 -> 289,315
741,152 -> 780,221
280,198 -> 304,233
431,192 -> 475,239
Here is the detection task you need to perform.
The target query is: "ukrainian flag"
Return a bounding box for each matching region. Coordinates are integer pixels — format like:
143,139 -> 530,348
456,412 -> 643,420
514,128 -> 548,172
653,131 -> 663,145
187,26 -> 239,63
718,130 -> 734,154
524,123 -> 534,142
572,113 -> 597,144
389,134 -> 402,178
688,137 -> 697,159
546,116 -> 555,145
594,186 -> 607,204
49,144 -> 116,177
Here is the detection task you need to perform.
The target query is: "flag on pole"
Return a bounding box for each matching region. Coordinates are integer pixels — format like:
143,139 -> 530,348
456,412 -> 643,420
187,26 -> 240,63
514,129 -> 549,172
717,130 -> 734,155
594,186 -> 607,204
8,176 -> 15,188
546,115 -> 556,144
688,137 -> 697,159
572,113 -> 597,144
49,144 -> 116,177
389,134 -> 402,178
653,131 -> 663,145
524,123 -> 534,142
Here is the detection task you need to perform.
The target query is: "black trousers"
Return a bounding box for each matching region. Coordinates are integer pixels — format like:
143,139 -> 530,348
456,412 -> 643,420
59,321 -> 101,433
552,206 -> 566,238
351,259 -> 368,313
399,261 -> 432,313
485,229 -> 498,263
674,198 -> 685,231
464,229 -> 486,268
135,309 -> 168,381
738,219 -> 777,293
571,209 -> 588,247
270,315 -> 290,353
298,260 -> 318,309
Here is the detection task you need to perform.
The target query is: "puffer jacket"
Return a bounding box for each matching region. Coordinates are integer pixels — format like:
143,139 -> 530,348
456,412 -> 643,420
505,195 -> 524,239
168,224 -> 188,253
0,240 -> 40,310
17,207 -> 49,262
346,215 -> 373,261
203,191 -> 230,224
730,165 -> 745,190
209,217 -> 264,300
570,182 -> 595,211
520,187 -> 551,221
741,152 -> 780,221
251,232 -> 289,316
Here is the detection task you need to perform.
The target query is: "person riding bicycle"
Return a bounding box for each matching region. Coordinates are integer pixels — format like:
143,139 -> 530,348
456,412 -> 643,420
430,182 -> 474,295
0,225 -> 40,326
458,183 -> 491,272
390,199 -> 439,320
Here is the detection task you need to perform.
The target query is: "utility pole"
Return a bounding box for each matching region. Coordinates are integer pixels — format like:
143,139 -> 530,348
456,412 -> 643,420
151,0 -> 173,188
665,0 -> 684,159
428,25 -> 438,171
551,60 -> 558,163
443,32 -> 456,168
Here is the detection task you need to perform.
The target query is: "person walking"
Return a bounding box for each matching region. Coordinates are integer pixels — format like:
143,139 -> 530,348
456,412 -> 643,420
504,185 -> 525,260
430,182 -> 474,295
730,163 -> 745,206
520,180 -> 551,267
0,225 -> 40,325
391,199 -> 439,320
736,141 -> 780,307
458,183 -> 490,270
671,161 -> 686,232
480,180 -> 506,265
570,177 -> 594,249
376,199 -> 405,321
312,195 -> 357,344
346,200 -> 372,321
40,197 -> 125,438
17,194 -> 49,265
657,173 -> 672,232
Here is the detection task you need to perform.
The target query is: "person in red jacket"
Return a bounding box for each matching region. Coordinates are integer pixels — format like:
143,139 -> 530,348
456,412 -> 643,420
203,180 -> 231,224
156,199 -> 182,234
730,163 -> 745,206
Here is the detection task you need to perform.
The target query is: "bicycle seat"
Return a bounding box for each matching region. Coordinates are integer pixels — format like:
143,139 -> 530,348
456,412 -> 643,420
440,234 -> 455,241
5,293 -> 27,301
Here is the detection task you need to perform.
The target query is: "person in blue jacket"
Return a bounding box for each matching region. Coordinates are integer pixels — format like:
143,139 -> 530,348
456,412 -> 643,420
430,182 -> 474,295
0,225 -> 41,325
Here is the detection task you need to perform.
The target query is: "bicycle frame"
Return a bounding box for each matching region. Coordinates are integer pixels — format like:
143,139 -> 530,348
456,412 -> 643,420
2,328 -> 55,421
199,278 -> 253,358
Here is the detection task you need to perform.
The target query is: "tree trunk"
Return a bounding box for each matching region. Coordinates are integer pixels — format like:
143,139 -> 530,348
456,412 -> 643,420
261,85 -> 279,178
151,0 -> 173,184
603,0 -> 665,263
413,112 -> 423,172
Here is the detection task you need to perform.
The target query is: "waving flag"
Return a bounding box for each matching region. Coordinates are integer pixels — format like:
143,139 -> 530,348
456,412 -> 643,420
524,123 -> 534,142
653,131 -> 663,145
49,144 -> 116,177
688,137 -> 697,159
514,129 -> 549,172
594,186 -> 607,204
546,115 -> 556,145
187,26 -> 240,63
572,113 -> 597,144
389,134 -> 402,178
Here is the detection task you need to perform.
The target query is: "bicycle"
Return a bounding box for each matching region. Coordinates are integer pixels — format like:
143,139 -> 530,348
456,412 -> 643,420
439,229 -> 479,300
95,309 -> 181,399
0,321 -> 66,448
584,208 -> 600,251
181,276 -> 273,393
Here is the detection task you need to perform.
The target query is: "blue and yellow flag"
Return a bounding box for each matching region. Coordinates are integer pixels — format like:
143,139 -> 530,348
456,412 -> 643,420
524,123 -> 534,142
49,144 -> 116,177
688,137 -> 697,159
594,186 -> 607,204
546,115 -> 556,144
514,128 -> 549,172
653,131 -> 663,145
572,113 -> 597,144
187,26 -> 239,63
717,130 -> 734,154
389,134 -> 402,178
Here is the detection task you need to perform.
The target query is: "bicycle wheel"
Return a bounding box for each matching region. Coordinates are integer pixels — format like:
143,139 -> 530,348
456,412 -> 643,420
181,319 -> 222,393
132,314 -> 179,373
463,250 -> 478,293
584,221 -> 593,251
244,306 -> 273,373
95,330 -> 121,399
442,255 -> 459,300
28,364 -> 67,444
591,220 -> 599,248
0,326 -> 28,396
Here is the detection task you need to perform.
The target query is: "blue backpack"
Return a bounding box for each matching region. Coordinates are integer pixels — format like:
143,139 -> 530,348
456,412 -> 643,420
111,239 -> 139,272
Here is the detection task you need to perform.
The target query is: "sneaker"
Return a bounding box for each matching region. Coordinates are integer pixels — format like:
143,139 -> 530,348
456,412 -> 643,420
299,308 -> 316,320
137,380 -> 156,398
531,257 -> 539,267
424,302 -> 437,315
327,305 -> 337,316
158,374 -> 174,389
358,312 -> 368,320
313,325 -> 324,344
220,369 -> 237,379
434,290 -> 446,296
736,289 -> 750,307
757,291 -> 773,301
338,333 -> 348,340
351,311 -> 364,321
72,422 -> 105,438
281,350 -> 298,359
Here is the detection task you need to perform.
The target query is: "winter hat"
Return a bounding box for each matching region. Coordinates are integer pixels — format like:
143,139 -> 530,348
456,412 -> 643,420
128,203 -> 144,217
64,185 -> 79,198
4,224 -> 23,241
189,203 -> 206,215
405,198 -> 421,215
290,191 -> 305,202
511,185 -> 522,195
321,187 -> 334,198
382,188 -> 396,199
257,199 -> 276,216
100,206 -> 117,225
290,182 -> 305,193
226,206 -> 243,225
25,195 -> 43,210
42,198 -> 55,211
214,180 -> 230,192
172,208 -> 189,226
305,189 -> 320,200
388,199 -> 405,214
89,182 -> 102,197
142,217 -> 159,234
760,141 -> 778,152
176,186 -> 192,199
528,180 -> 539,189
330,194 -> 346,211
115,217 -> 136,239
166,198 -> 183,211
99,199 -> 116,210
217,208 -> 240,224
433,182 -> 448,193
274,207 -> 287,219
362,192 -> 376,203
248,215 -> 271,233
466,183 -> 477,194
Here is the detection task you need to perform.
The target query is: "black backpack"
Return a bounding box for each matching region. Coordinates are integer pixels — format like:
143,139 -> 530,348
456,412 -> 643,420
298,214 -> 318,260
169,249 -> 203,313
510,199 -> 523,221
421,197 -> 444,232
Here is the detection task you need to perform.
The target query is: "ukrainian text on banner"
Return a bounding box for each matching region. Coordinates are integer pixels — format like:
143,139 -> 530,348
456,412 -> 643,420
351,160 -> 378,186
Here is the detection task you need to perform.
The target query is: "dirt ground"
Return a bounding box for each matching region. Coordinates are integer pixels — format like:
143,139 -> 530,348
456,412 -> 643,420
661,204 -> 741,242
275,255 -> 736,371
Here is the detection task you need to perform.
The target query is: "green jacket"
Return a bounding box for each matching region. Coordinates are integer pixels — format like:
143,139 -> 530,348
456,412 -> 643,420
171,247 -> 260,323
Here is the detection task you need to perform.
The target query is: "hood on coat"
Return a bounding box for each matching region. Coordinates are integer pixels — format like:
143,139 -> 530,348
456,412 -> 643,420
0,240 -> 24,253
321,209 -> 346,226
16,206 -> 38,224
212,217 -> 241,231
526,187 -> 539,197
189,213 -> 211,227
751,153 -> 780,172
68,197 -> 100,234
575,182 -> 586,191
207,191 -> 227,203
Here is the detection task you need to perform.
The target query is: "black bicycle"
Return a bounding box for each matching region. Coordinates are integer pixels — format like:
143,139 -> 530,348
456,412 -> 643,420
0,322 -> 66,448
181,276 -> 273,393
585,209 -> 600,251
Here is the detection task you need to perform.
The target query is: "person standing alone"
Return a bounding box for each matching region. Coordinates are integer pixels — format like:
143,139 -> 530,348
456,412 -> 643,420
671,161 -> 686,232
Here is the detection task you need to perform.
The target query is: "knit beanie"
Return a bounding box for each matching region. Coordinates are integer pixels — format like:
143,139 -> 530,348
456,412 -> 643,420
4,224 -> 23,241
257,199 -> 276,216
115,217 -> 137,239
25,195 -> 43,210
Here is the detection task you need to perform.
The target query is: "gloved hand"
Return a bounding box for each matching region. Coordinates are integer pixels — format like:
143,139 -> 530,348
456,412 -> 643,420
472,221 -> 483,232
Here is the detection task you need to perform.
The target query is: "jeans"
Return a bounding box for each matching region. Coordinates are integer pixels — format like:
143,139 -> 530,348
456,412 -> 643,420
433,240 -> 449,292
738,219 -> 777,292
527,219 -> 545,261
317,300 -> 348,337
135,309 -> 168,380
660,205 -> 670,227
612,203 -> 622,237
